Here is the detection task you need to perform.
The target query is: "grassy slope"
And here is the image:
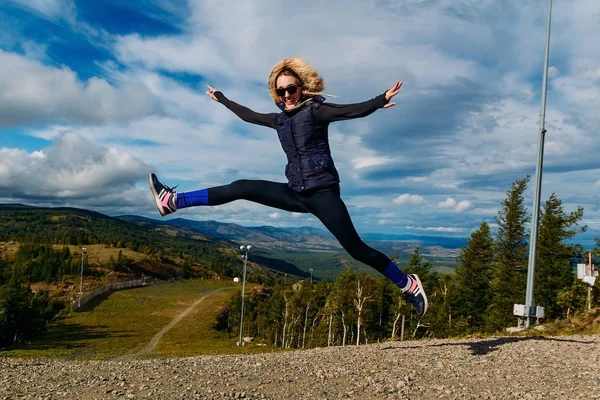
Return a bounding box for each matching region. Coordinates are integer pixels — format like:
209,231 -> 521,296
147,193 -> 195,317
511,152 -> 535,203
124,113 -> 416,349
4,280 -> 277,360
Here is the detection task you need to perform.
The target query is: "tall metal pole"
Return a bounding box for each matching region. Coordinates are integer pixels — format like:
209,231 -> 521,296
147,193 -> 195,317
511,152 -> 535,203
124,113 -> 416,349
524,0 -> 552,328
79,247 -> 86,295
238,246 -> 249,346
588,251 -> 593,311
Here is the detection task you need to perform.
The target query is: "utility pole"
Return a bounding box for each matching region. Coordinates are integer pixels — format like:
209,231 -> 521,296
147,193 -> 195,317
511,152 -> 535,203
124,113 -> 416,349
238,245 -> 252,346
79,247 -> 87,296
588,251 -> 593,311
517,0 -> 552,328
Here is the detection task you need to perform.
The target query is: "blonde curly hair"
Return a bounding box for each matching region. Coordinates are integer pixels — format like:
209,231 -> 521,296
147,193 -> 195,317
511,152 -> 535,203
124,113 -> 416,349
268,57 -> 325,102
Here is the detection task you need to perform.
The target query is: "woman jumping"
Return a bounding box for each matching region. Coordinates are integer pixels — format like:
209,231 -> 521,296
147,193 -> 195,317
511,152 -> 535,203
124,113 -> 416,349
149,57 -> 428,316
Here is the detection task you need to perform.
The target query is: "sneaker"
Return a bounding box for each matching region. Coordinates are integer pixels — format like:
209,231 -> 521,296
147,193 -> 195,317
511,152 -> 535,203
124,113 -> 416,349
148,173 -> 177,216
403,274 -> 428,316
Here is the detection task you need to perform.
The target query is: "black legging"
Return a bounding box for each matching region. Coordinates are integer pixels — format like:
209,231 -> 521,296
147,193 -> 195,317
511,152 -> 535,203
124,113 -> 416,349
208,180 -> 391,273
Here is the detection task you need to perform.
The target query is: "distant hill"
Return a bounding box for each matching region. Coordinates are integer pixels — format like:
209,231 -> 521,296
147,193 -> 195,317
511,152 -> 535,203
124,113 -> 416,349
0,204 -> 223,251
0,203 -> 113,219
118,216 -> 463,274
118,216 -> 465,253
361,233 -> 467,249
0,204 -> 463,283
0,204 -> 254,282
160,218 -> 343,251
0,205 -> 353,282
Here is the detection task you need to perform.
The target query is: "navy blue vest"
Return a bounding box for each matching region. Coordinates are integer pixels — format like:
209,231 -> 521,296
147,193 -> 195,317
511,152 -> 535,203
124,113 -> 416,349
276,96 -> 340,192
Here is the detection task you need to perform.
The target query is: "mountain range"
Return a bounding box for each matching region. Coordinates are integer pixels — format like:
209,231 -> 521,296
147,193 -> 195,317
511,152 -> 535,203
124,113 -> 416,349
0,203 -> 463,280
117,215 -> 463,275
118,215 -> 466,252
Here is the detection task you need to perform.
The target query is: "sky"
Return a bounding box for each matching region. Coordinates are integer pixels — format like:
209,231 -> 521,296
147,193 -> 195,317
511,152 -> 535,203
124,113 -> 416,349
0,0 -> 599,246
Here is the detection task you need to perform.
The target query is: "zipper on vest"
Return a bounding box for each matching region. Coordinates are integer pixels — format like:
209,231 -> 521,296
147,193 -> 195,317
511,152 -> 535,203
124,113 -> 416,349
286,118 -> 304,190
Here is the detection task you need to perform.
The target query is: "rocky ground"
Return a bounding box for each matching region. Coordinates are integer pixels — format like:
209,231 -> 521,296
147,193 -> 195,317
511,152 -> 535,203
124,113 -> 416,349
1,334 -> 599,400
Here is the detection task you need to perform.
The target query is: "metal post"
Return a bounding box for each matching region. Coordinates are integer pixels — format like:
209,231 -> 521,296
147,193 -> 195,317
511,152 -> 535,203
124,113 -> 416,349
238,245 -> 251,346
310,268 -> 313,284
523,0 -> 552,328
588,251 -> 593,311
400,315 -> 405,341
79,247 -> 86,296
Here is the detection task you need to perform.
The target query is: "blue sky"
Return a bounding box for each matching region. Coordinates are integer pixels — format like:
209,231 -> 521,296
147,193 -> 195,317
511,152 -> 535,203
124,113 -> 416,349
0,0 -> 599,247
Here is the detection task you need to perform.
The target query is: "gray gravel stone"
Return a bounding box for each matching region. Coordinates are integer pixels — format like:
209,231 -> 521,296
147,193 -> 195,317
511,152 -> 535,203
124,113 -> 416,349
1,334 -> 599,399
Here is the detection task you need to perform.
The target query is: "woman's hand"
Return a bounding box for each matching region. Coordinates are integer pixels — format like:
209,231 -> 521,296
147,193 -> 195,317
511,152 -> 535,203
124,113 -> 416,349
206,85 -> 220,102
383,81 -> 402,108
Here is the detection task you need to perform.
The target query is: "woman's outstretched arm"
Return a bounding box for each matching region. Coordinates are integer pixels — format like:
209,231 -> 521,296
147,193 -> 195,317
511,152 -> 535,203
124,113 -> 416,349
206,85 -> 278,129
314,81 -> 402,124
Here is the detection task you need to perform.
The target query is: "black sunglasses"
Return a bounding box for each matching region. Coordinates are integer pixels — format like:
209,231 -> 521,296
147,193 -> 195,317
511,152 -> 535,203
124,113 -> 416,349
275,85 -> 301,97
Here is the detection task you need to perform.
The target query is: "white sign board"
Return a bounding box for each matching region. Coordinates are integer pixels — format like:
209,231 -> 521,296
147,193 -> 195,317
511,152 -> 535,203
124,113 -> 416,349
583,276 -> 596,287
577,264 -> 588,280
513,304 -> 526,316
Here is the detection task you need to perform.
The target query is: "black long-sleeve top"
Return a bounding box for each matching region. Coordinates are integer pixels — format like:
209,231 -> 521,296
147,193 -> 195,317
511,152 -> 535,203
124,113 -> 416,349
214,91 -> 389,129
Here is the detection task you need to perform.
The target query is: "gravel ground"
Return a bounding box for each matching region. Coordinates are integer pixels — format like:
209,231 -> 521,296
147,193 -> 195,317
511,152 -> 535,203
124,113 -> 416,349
1,334 -> 599,400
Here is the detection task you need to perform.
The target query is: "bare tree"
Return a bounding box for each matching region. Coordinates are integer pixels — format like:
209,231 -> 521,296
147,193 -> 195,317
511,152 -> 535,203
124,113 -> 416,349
281,293 -> 290,348
341,311 -> 348,346
302,300 -> 311,349
354,279 -> 373,345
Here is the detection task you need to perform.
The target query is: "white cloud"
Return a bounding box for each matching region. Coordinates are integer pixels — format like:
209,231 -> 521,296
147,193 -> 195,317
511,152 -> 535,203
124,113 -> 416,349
114,35 -> 235,78
269,212 -> 280,220
438,197 -> 472,212
0,132 -> 150,200
552,70 -> 600,113
352,156 -> 392,170
0,50 -> 163,127
583,220 -> 600,225
438,198 -> 458,208
2,0 -> 600,242
456,200 -> 473,212
112,1 -> 481,96
7,0 -> 76,23
392,194 -> 426,206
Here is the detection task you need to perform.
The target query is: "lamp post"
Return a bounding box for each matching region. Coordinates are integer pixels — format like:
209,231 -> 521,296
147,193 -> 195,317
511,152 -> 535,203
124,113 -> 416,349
521,0 -> 553,329
79,247 -> 86,296
309,268 -> 313,284
238,244 -> 252,346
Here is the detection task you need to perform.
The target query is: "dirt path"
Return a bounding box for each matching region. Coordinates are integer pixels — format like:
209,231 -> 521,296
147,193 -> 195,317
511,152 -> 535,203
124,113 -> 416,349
136,287 -> 230,356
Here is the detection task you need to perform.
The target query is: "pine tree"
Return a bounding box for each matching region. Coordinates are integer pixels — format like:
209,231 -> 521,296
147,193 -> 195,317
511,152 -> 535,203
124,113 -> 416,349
401,248 -> 442,338
534,193 -> 585,319
304,280 -> 331,348
0,252 -> 9,286
403,247 -> 431,277
429,273 -> 455,338
366,276 -> 396,341
0,276 -> 57,347
326,268 -> 356,346
452,221 -> 494,332
404,247 -> 439,302
486,176 -> 530,331
556,281 -> 588,318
